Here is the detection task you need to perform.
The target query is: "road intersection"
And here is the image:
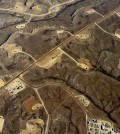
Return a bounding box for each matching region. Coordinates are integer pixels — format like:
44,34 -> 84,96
19,79 -> 88,134
0,5 -> 119,93
0,0 -> 76,18
0,4 -> 120,134
1,6 -> 120,90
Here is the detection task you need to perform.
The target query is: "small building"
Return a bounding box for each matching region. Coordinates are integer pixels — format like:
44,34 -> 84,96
78,58 -> 93,71
115,29 -> 120,39
23,96 -> 42,114
5,78 -> 26,95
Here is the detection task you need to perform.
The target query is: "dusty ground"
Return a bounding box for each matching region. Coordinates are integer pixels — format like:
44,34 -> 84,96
63,15 -> 120,79
0,0 -> 120,134
0,86 -> 47,134
21,54 -> 120,126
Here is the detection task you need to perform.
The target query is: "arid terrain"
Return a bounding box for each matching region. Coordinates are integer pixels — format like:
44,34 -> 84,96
0,0 -> 120,134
